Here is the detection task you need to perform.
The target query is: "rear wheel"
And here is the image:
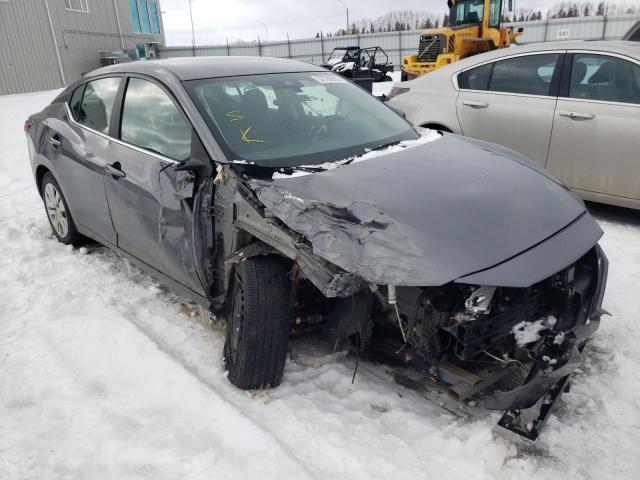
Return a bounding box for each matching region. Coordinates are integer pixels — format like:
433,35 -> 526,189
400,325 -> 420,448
41,172 -> 81,245
224,256 -> 291,389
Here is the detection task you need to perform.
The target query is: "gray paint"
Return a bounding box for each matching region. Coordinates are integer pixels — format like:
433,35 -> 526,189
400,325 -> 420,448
0,0 -> 164,95
250,133 -> 601,288
91,55 -> 326,80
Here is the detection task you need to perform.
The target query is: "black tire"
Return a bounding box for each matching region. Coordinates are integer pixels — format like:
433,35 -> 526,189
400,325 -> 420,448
400,71 -> 408,82
383,75 -> 393,82
224,256 -> 291,389
41,172 -> 82,246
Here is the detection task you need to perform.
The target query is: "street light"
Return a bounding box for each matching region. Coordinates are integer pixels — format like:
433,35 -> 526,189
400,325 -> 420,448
259,22 -> 269,42
188,0 -> 196,55
336,0 -> 349,33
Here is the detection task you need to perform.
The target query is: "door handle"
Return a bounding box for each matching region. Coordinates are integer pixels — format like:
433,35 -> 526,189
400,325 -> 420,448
106,162 -> 126,179
558,111 -> 595,120
462,100 -> 489,108
48,135 -> 61,148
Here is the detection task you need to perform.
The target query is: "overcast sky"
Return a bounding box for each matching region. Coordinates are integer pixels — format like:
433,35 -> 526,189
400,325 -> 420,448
159,0 -> 566,46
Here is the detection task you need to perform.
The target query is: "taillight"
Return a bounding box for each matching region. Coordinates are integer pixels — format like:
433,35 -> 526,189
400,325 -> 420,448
385,87 -> 410,101
24,120 -> 31,133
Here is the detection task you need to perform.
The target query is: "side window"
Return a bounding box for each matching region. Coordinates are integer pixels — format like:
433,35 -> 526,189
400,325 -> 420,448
120,78 -> 191,161
79,77 -> 121,133
69,85 -> 84,121
489,54 -> 560,96
569,54 -> 640,104
458,63 -> 493,90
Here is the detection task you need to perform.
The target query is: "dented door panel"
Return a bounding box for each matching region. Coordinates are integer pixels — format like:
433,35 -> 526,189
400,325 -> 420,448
103,143 -> 207,297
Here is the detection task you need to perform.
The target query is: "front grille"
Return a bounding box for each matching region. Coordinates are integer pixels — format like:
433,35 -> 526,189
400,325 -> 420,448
418,35 -> 444,62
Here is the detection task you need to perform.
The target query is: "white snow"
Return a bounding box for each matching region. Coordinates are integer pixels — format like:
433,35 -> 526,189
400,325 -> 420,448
272,128 -> 440,179
512,316 -> 557,346
2,89 -> 640,479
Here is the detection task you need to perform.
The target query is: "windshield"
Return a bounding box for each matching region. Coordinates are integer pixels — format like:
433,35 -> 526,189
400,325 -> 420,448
328,48 -> 357,62
452,0 -> 484,26
185,72 -> 417,168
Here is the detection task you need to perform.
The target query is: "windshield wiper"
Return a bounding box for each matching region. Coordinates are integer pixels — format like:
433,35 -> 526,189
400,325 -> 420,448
337,140 -> 403,167
277,165 -> 327,175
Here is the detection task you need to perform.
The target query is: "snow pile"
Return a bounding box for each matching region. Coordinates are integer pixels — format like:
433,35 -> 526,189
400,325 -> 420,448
512,315 -> 557,346
1,89 -> 640,479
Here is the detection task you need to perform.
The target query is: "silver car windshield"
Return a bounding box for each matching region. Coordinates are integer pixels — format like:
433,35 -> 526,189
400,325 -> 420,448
185,72 -> 417,167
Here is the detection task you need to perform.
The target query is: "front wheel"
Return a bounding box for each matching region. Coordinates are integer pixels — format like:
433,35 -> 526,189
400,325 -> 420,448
224,256 -> 291,389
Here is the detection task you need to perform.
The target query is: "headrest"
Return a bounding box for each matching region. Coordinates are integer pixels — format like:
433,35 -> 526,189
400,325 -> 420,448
571,61 -> 588,85
241,88 -> 268,113
588,61 -> 615,84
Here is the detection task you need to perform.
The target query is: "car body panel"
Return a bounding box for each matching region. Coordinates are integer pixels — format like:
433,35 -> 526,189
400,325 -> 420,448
456,89 -> 557,166
547,97 -> 640,204
103,141 -> 207,296
456,211 -> 600,286
250,133 -> 596,288
34,104 -> 118,244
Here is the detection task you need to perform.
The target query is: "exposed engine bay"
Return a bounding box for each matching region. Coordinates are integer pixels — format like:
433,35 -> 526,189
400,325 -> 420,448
287,245 -> 607,440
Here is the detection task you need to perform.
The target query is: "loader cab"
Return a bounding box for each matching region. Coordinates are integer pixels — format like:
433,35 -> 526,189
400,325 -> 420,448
449,0 -> 503,30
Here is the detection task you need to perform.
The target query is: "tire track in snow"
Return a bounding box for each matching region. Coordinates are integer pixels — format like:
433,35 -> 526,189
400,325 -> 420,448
107,283 -> 320,479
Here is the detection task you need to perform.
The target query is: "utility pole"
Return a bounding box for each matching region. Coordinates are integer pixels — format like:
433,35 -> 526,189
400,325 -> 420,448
337,0 -> 349,33
260,23 -> 269,42
188,0 -> 196,56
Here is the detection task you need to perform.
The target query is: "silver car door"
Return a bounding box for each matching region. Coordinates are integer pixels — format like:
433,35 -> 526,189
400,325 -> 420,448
546,52 -> 640,205
455,52 -> 563,166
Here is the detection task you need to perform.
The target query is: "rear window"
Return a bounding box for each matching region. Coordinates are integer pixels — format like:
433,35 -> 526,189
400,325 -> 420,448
78,77 -> 121,134
489,54 -> 560,96
69,85 -> 84,121
458,63 -> 493,90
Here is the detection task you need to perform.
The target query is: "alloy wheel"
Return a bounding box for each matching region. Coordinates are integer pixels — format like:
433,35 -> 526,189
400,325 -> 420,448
44,182 -> 69,238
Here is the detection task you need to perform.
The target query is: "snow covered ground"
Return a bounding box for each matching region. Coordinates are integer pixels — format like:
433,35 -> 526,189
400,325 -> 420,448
1,89 -> 640,480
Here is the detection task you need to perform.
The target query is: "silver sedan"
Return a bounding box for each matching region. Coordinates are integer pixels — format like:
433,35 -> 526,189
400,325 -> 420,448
387,40 -> 640,210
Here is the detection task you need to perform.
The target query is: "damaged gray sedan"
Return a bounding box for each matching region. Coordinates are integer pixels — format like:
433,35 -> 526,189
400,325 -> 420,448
26,57 -> 607,440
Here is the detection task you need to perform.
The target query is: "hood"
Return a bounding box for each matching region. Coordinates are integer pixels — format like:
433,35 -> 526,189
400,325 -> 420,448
249,134 -> 601,287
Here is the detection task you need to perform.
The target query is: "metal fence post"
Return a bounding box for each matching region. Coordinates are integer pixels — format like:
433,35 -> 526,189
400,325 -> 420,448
320,32 -> 325,63
602,15 -> 608,39
543,13 -> 549,41
226,38 -> 230,56
258,36 -> 262,56
398,30 -> 402,66
357,32 -> 360,47
287,33 -> 292,58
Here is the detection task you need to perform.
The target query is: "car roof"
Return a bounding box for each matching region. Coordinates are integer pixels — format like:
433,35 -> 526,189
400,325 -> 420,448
436,40 -> 640,73
86,56 -> 326,81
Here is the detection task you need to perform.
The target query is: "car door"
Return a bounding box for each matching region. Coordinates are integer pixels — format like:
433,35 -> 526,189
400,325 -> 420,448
104,75 -> 208,297
49,76 -> 122,245
546,52 -> 640,203
455,52 -> 564,166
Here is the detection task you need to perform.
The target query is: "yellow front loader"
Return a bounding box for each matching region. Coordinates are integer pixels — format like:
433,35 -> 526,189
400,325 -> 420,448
401,0 -> 523,80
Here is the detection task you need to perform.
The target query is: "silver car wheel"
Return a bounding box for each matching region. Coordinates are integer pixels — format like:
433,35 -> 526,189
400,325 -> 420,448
44,182 -> 69,238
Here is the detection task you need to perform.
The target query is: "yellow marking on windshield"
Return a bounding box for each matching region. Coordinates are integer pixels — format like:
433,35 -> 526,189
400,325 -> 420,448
240,126 -> 266,144
225,110 -> 245,122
